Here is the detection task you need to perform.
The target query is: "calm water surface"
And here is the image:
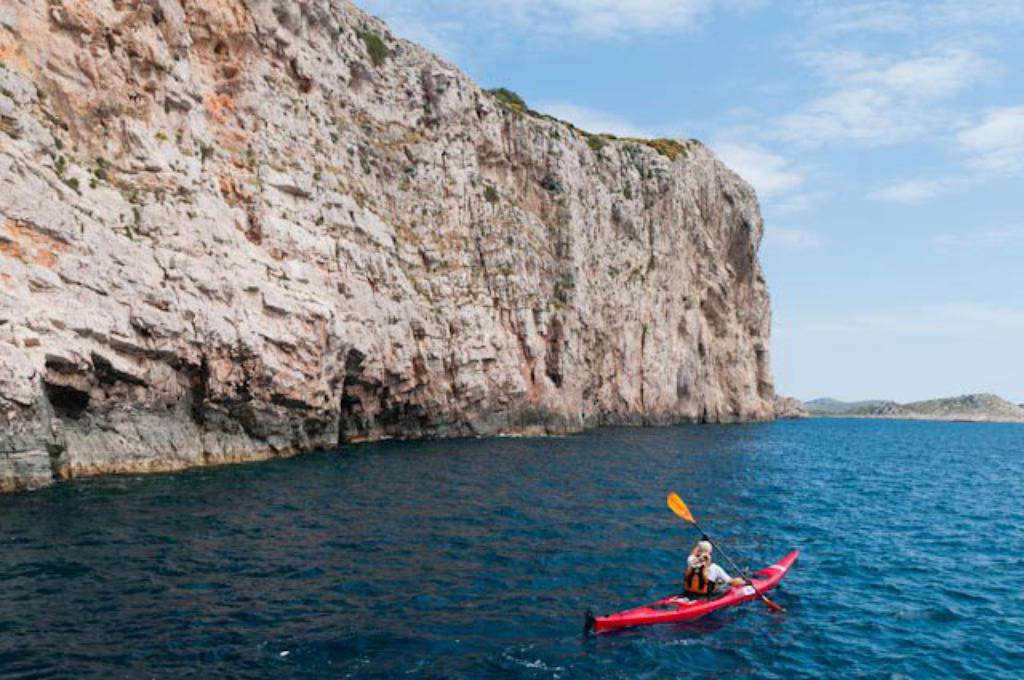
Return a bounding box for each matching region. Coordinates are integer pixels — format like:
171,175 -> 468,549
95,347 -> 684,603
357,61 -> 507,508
2,419 -> 1023,678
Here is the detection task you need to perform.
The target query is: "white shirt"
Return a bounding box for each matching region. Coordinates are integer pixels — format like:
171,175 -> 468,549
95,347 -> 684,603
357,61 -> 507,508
687,555 -> 732,585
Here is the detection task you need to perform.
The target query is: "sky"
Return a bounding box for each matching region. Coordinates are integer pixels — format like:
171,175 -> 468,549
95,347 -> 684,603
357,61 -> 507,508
359,0 -> 1024,404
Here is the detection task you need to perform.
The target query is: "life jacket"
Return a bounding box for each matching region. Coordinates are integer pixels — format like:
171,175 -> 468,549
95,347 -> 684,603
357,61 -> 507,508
684,562 -> 716,596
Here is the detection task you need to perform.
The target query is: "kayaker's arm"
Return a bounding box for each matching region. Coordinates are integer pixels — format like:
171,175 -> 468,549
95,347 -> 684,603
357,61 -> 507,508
709,563 -> 745,589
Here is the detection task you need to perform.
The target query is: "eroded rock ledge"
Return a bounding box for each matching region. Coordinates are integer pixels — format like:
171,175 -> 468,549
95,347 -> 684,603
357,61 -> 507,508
0,1 -> 774,492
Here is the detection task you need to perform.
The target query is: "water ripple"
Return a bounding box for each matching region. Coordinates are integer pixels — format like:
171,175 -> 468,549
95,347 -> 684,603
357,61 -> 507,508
1,419 -> 1022,677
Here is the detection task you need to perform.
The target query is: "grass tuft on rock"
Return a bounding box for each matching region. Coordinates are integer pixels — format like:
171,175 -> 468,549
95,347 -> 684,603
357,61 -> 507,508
357,29 -> 390,68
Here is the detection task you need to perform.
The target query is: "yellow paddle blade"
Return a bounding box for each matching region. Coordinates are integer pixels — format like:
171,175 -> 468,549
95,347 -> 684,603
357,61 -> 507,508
667,492 -> 696,524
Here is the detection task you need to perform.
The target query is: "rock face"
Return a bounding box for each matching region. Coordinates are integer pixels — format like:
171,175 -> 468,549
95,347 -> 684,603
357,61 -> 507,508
772,395 -> 808,420
0,0 -> 774,492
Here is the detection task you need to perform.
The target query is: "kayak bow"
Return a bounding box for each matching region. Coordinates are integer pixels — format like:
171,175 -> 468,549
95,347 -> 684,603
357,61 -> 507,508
584,550 -> 799,634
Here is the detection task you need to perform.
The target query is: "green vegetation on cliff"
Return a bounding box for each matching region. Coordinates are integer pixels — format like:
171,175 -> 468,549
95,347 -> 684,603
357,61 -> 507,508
485,88 -> 693,160
356,29 -> 390,67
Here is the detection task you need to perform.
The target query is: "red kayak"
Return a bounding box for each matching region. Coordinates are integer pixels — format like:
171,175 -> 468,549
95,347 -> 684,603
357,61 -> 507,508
585,550 -> 799,634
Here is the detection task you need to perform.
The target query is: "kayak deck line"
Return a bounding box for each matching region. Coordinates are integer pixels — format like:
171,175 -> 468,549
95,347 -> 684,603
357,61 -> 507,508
584,550 -> 799,634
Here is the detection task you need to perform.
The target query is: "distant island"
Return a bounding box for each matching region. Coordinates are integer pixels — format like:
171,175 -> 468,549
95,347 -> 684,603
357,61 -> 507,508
796,394 -> 1024,423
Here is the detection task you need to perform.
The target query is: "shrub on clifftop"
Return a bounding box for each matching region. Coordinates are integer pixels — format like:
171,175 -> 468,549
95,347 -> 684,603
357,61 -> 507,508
487,88 -> 528,114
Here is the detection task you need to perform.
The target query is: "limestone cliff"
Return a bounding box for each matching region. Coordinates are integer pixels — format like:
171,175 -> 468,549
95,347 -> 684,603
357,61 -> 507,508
0,0 -> 774,492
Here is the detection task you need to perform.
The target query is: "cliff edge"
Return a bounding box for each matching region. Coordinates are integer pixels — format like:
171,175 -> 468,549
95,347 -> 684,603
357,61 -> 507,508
0,0 -> 774,492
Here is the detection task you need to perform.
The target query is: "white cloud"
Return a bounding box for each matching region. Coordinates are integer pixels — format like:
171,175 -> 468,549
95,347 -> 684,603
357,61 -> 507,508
797,49 -> 990,98
777,87 -> 913,146
803,0 -> 1024,36
869,178 -> 953,203
545,0 -> 709,36
370,0 -> 1022,45
936,0 -> 1024,24
807,303 -> 1024,335
958,106 -> 1024,173
361,0 -> 766,41
764,227 -> 823,251
801,1 -> 917,35
771,191 -> 831,216
513,0 -> 771,37
712,142 -> 805,198
536,103 -> 653,138
933,228 -> 1024,248
857,51 -> 991,99
776,50 -> 991,146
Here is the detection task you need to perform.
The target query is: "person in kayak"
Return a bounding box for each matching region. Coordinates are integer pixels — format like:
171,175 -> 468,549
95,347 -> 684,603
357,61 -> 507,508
683,539 -> 744,598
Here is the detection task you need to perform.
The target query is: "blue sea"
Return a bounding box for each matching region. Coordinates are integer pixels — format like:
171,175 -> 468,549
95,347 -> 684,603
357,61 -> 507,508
2,419 -> 1022,678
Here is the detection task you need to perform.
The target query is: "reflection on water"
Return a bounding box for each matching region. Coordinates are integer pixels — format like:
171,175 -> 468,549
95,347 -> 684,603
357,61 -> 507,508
1,420 -> 1022,677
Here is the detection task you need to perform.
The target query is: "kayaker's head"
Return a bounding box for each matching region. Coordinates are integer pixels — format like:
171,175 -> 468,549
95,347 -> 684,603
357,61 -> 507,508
692,540 -> 713,565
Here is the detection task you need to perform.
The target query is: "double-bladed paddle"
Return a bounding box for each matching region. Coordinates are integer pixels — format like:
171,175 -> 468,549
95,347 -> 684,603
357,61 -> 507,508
668,492 -> 785,613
